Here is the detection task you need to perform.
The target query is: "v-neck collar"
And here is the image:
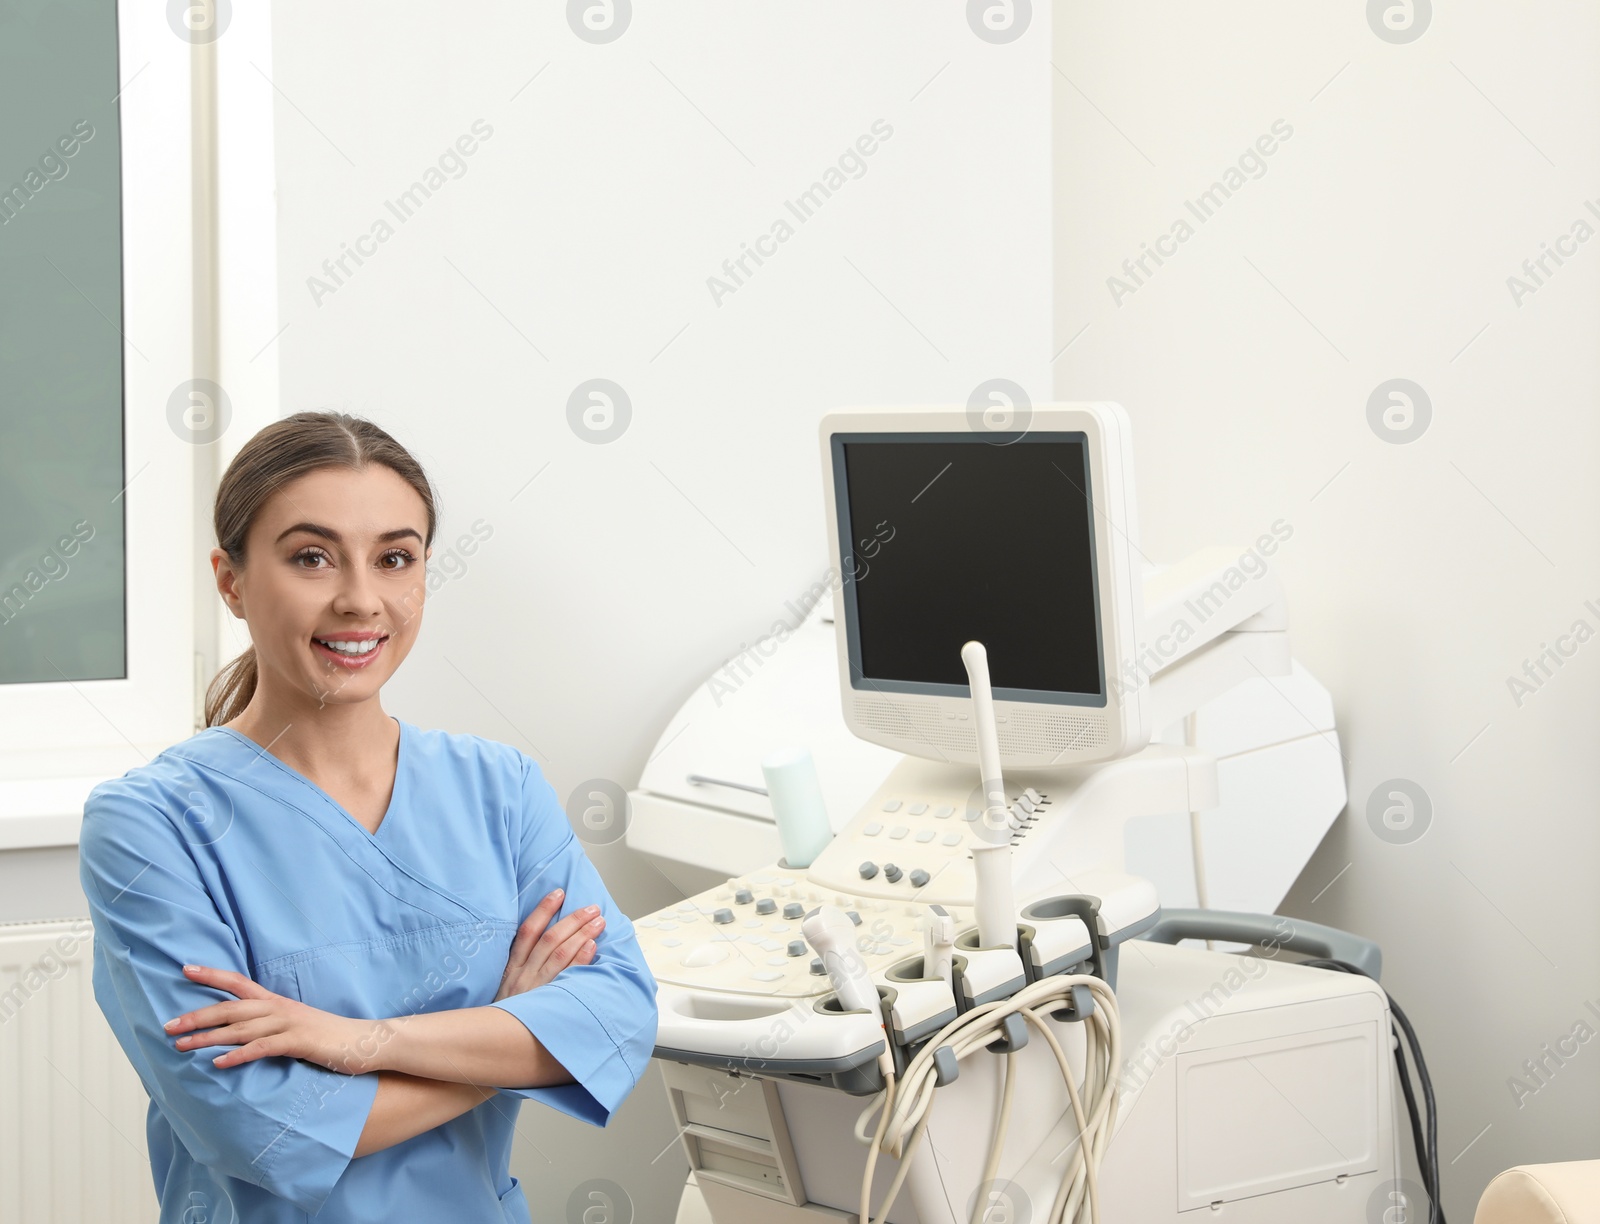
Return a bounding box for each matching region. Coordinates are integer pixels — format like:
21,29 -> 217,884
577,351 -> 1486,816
209,716 -> 407,841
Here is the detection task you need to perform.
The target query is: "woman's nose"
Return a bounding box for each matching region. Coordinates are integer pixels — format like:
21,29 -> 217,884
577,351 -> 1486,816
329,565 -> 384,617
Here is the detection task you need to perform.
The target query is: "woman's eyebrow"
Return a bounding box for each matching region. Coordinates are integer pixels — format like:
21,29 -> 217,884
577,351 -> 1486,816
274,522 -> 424,546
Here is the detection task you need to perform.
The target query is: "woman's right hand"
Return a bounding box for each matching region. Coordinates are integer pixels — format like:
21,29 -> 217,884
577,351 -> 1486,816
495,889 -> 604,1001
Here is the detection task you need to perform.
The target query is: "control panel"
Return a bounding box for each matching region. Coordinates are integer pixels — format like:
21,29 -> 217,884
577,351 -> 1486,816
635,749 -> 1195,1001
638,863 -> 972,999
805,767 -> 1056,904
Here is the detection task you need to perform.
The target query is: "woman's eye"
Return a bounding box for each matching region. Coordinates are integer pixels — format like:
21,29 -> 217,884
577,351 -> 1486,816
379,550 -> 416,570
293,549 -> 329,568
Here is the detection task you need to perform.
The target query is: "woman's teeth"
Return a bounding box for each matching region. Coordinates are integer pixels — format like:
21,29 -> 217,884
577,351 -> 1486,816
316,638 -> 382,656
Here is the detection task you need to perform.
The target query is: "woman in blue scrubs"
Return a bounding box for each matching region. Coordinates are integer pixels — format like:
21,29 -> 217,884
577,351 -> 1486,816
77,412 -> 658,1222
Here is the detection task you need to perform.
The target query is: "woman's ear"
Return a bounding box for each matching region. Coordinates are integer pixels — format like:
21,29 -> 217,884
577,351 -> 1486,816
211,547 -> 246,619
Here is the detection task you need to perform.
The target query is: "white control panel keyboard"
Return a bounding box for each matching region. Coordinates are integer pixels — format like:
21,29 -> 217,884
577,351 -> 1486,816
636,759 -> 1099,1000
638,864 -> 973,999
635,749 -> 1194,1003
805,773 -> 1056,904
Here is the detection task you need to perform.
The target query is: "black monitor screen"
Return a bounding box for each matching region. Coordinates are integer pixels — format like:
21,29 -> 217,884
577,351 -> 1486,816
833,433 -> 1105,705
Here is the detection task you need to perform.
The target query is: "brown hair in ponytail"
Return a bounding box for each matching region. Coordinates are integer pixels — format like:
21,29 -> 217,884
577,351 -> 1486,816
203,412 -> 438,728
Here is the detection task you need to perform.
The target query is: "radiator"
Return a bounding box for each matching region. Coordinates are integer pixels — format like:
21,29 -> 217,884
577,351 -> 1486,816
0,919 -> 157,1223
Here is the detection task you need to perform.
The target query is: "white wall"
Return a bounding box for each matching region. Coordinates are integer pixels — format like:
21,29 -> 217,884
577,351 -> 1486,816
261,3 -> 1054,1217
1053,3 -> 1600,1217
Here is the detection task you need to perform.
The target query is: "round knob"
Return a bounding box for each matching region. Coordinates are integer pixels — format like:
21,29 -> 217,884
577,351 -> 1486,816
712,908 -> 734,924
909,868 -> 930,887
883,863 -> 903,884
859,861 -> 879,879
782,902 -> 804,920
809,957 -> 826,976
734,888 -> 754,905
755,898 -> 776,915
787,940 -> 807,957
846,910 -> 862,926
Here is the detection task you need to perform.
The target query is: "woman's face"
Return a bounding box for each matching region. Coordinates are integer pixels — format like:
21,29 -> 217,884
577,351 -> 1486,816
212,464 -> 431,712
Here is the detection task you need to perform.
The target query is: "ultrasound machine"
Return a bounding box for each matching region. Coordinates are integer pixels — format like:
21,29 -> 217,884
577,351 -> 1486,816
627,405 -> 1402,1224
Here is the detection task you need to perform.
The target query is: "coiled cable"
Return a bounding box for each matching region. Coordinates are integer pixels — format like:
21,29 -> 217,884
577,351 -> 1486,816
853,972 -> 1122,1224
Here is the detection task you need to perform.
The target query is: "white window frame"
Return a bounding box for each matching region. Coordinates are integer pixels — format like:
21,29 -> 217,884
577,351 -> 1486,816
0,5 -> 198,845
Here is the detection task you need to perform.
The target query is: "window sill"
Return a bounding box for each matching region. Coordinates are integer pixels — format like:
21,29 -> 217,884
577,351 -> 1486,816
0,776 -> 110,850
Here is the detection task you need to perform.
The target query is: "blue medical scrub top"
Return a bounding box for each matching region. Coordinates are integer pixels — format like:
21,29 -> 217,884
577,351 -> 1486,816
76,718 -> 658,1222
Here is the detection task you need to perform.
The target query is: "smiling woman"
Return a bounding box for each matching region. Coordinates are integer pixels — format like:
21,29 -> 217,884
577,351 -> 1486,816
76,411 -> 658,1223
203,414 -> 437,729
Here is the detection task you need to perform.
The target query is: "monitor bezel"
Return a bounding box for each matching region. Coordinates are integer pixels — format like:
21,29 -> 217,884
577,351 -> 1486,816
818,403 -> 1148,768
828,429 -> 1108,708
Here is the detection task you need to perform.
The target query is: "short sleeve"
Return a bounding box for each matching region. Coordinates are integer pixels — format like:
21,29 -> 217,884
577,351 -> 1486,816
77,782 -> 381,1216
486,756 -> 658,1126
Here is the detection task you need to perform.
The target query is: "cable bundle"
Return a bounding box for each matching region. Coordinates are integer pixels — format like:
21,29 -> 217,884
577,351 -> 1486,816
854,973 -> 1122,1224
1301,959 -> 1446,1224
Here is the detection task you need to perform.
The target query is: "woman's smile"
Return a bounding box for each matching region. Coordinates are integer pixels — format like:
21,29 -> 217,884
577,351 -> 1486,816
311,631 -> 390,669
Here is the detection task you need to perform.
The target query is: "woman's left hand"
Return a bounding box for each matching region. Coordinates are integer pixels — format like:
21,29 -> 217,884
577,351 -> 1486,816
164,964 -> 386,1076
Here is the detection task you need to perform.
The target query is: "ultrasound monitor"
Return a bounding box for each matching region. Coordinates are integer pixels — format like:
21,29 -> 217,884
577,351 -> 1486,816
819,404 -> 1149,768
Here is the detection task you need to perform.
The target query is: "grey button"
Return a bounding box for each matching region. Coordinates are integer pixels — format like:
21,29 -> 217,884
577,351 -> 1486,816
881,799 -> 902,812
859,861 -> 879,879
846,910 -> 862,926
888,826 -> 909,840
783,902 -> 804,919
914,830 -> 935,843
908,802 -> 928,815
810,957 -> 826,975
713,908 -> 734,924
863,821 -> 883,836
934,806 -> 954,819
787,940 -> 806,957
883,864 -> 902,883
734,888 -> 754,904
909,868 -> 930,887
755,898 -> 776,914
941,832 -> 962,846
